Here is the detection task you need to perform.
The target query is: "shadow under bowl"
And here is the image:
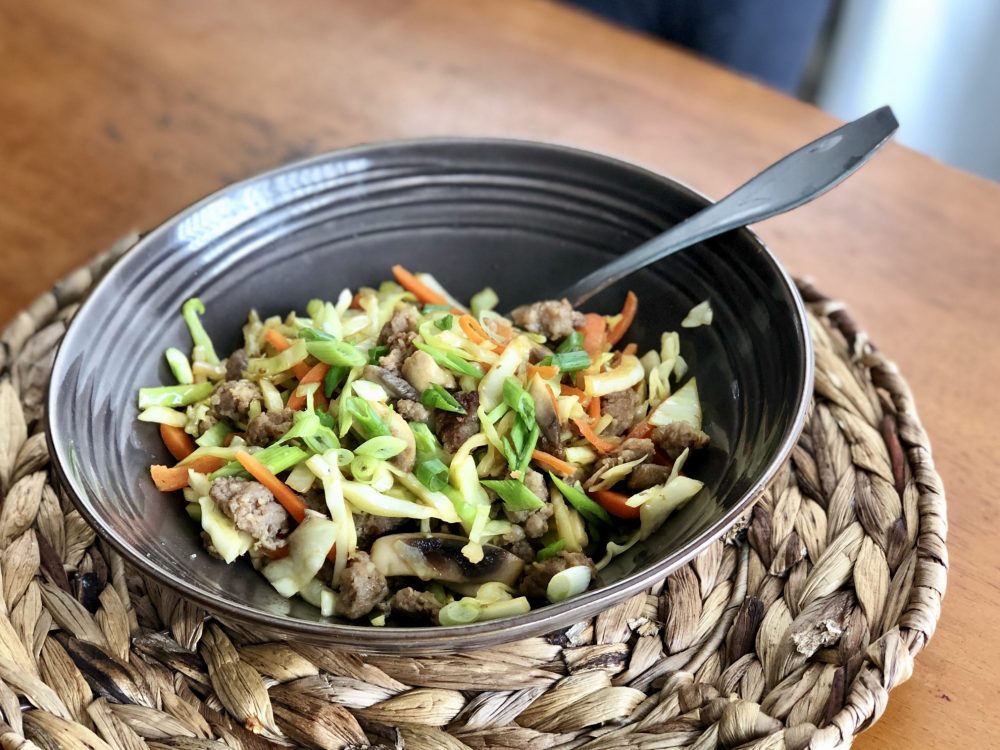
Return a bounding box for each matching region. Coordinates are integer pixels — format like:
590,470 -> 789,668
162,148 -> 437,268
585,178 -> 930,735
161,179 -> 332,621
47,138 -> 813,652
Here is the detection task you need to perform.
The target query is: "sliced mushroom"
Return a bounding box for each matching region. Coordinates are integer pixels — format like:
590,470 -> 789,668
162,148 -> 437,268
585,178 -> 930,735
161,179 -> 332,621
369,533 -> 525,586
401,350 -> 456,393
363,365 -> 421,401
371,402 -> 416,472
528,373 -> 562,457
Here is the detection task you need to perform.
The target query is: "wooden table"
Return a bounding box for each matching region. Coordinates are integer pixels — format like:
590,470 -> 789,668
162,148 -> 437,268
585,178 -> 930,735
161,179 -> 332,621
2,1 -> 995,746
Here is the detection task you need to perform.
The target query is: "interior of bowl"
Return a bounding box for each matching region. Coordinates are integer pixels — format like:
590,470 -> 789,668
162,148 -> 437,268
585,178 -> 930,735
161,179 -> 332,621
48,138 -> 811,651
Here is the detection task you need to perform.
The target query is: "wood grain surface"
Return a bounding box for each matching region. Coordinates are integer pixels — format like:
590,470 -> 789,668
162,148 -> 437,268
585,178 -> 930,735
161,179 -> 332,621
1,1 -> 996,746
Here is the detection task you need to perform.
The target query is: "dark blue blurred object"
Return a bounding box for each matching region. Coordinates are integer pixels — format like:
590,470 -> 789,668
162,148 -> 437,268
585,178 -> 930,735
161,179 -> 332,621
566,0 -> 832,94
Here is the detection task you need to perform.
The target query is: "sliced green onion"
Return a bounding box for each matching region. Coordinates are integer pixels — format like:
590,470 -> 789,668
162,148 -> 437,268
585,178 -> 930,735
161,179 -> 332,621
352,379 -> 388,403
350,454 -> 379,482
539,350 -> 592,373
481,479 -> 545,511
546,565 -> 592,603
435,314 -> 454,331
478,596 -> 530,621
549,473 -> 614,527
438,599 -> 483,626
420,384 -> 466,414
556,330 -> 584,353
470,287 -> 499,318
416,458 -> 450,491
247,338 -> 309,376
306,340 -> 366,368
181,298 -> 219,364
502,377 -> 535,425
536,538 -> 567,561
137,406 -> 188,428
356,435 -> 407,460
195,421 -> 232,447
485,402 -> 509,424
279,411 -> 321,443
296,325 -> 337,342
413,341 -> 483,380
367,345 -> 390,365
411,422 -> 445,461
138,382 -> 213,409
164,347 -> 194,385
211,444 -> 307,479
345,397 -> 390,438
323,365 -> 350,398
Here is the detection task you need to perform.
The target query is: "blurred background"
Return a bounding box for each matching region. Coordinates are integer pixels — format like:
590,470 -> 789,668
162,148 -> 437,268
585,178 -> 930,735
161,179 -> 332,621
568,0 -> 1000,182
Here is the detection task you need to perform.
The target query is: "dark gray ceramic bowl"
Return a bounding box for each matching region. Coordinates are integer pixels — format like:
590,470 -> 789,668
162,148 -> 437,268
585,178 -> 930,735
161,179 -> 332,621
48,138 -> 813,652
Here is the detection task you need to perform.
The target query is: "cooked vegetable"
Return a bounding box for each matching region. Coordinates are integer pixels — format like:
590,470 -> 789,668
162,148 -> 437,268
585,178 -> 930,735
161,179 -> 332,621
470,287 -> 499,317
182,298 -> 219,365
160,423 -> 196,461
138,383 -> 214,409
150,456 -> 226,492
165,347 -> 194,385
480,479 -> 546,511
648,377 -> 702,430
369,534 -> 525,585
306,339 -> 366,367
547,565 -> 592,603
421,384 -> 466,414
681,300 -> 713,328
286,362 -> 330,410
583,354 -> 644,398
606,291 -> 638,346
235,450 -> 307,523
199,495 -> 253,563
392,264 -> 449,306
138,406 -> 188,428
262,514 -> 337,596
139,269 -> 711,625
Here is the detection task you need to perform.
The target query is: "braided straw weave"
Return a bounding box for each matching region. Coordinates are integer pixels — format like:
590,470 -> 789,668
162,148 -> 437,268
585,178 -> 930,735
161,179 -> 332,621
0,238 -> 947,750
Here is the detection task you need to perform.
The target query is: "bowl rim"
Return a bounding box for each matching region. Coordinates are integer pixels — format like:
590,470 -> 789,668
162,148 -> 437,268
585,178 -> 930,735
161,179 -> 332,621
47,136 -> 814,651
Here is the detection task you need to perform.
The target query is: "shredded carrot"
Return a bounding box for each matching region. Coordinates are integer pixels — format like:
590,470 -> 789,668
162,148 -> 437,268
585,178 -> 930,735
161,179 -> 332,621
234,450 -> 307,523
627,419 -> 654,440
572,417 -> 616,454
350,292 -> 363,310
391,265 -> 449,306
286,362 -> 331,411
589,490 -> 640,520
579,313 -> 606,359
623,342 -> 638,356
150,456 -> 226,492
265,329 -> 291,352
607,291 -> 638,346
545,383 -> 561,422
587,394 -> 601,421
559,384 -> 588,400
456,314 -> 489,345
528,363 -> 559,380
265,328 -> 310,379
159,423 -> 196,461
531,449 -> 577,477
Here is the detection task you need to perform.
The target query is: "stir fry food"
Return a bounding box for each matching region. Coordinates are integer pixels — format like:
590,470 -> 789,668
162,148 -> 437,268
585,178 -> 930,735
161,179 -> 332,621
138,266 -> 712,626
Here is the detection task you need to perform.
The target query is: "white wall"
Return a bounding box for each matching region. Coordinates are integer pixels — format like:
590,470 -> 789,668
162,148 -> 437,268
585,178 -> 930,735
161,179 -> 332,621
817,0 -> 1000,182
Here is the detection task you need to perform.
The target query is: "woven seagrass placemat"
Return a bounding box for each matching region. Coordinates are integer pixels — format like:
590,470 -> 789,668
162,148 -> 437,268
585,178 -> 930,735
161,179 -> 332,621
0,238 -> 947,750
